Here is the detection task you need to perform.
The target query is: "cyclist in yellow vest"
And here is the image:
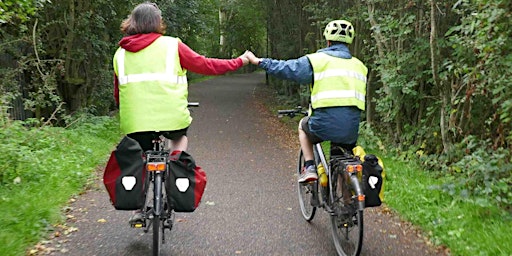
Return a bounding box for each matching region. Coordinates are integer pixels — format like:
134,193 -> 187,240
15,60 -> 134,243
113,2 -> 249,151
113,2 -> 249,223
246,20 -> 368,183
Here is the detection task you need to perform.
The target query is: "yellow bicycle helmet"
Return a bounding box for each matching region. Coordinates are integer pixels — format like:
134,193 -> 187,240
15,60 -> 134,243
323,20 -> 355,44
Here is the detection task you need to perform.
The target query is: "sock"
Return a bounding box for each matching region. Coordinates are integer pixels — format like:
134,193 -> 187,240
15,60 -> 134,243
304,160 -> 315,168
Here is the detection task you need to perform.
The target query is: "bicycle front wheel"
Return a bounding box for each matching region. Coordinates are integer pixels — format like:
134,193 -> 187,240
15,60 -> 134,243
297,149 -> 316,221
152,172 -> 164,256
330,171 -> 363,256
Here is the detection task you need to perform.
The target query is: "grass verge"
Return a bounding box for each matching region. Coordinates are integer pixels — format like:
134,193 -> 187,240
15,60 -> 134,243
0,116 -> 121,256
382,156 -> 511,256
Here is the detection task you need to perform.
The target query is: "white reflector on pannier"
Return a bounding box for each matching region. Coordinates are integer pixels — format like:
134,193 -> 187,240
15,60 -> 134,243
122,176 -> 136,190
175,178 -> 190,192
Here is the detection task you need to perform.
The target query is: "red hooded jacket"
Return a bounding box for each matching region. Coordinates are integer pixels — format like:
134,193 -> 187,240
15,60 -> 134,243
113,33 -> 244,105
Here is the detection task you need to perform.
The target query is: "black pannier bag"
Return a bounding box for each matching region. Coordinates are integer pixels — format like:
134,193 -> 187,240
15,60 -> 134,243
361,154 -> 383,207
103,136 -> 145,210
166,150 -> 207,212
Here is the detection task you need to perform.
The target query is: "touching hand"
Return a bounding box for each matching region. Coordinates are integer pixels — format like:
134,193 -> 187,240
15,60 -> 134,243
240,51 -> 250,66
244,51 -> 262,65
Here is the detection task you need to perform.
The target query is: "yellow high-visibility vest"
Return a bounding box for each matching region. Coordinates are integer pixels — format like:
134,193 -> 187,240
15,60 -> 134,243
307,52 -> 368,110
113,36 -> 191,134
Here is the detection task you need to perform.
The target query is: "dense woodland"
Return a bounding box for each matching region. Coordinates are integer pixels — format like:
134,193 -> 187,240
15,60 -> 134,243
1,0 -> 510,210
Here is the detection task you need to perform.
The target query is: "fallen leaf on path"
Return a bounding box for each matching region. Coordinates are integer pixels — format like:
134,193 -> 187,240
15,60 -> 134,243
97,218 -> 107,223
63,226 -> 78,235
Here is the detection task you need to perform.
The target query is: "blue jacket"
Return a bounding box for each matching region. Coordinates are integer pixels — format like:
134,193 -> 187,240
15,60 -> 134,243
258,44 -> 352,85
258,44 -> 360,145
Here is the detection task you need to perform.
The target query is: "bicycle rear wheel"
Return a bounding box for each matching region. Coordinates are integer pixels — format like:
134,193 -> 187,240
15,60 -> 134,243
297,149 -> 316,221
330,170 -> 363,256
152,172 -> 164,256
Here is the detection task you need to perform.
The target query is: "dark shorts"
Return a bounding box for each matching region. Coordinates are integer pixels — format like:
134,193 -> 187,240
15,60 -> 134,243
127,128 -> 188,151
300,106 -> 360,154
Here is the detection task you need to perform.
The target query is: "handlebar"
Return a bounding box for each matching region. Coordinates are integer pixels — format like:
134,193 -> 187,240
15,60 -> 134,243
277,106 -> 307,118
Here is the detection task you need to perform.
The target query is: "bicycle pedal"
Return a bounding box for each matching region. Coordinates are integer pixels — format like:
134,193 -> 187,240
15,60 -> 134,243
163,223 -> 173,230
130,221 -> 146,228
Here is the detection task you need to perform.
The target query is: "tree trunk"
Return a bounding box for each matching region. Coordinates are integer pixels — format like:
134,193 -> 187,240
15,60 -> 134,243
219,8 -> 226,54
430,0 -> 451,154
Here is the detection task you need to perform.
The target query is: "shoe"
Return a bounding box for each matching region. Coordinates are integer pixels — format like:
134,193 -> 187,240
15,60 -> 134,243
298,165 -> 318,183
129,210 -> 143,225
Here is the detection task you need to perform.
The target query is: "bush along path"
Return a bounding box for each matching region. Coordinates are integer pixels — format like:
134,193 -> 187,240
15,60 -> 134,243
0,116 -> 121,256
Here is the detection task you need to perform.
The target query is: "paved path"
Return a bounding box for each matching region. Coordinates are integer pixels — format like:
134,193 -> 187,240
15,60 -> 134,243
38,73 -> 446,256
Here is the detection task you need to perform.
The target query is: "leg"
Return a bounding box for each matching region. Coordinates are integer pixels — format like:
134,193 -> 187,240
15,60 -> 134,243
299,127 -> 314,162
162,127 -> 189,152
298,118 -> 319,183
170,135 -> 188,152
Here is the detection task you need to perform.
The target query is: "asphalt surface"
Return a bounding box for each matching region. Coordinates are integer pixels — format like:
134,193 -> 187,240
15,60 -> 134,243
36,73 -> 447,256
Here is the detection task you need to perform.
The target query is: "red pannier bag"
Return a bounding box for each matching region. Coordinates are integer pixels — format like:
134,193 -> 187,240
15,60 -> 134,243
103,136 -> 145,210
166,151 -> 207,212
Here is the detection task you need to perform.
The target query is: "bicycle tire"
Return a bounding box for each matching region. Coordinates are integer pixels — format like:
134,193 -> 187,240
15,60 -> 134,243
297,149 -> 316,221
330,170 -> 364,256
152,172 -> 164,256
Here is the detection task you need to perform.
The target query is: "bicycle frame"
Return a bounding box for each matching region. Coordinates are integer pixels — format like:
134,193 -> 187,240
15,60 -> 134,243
313,143 -> 335,207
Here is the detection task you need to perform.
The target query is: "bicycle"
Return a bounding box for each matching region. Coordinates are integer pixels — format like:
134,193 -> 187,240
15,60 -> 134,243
278,107 -> 365,256
130,102 -> 199,256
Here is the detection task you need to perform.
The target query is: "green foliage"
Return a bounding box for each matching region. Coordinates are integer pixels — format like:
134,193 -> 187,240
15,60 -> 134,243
216,0 -> 267,58
357,121 -> 387,154
445,0 -> 512,143
0,116 -> 121,256
449,137 -> 511,210
0,0 -> 48,24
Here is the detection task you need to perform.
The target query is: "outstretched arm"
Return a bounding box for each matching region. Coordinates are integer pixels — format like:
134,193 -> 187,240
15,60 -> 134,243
245,51 -> 313,85
178,42 -> 248,75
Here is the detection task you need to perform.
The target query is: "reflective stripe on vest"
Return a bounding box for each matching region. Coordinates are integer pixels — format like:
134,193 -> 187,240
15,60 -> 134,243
307,52 -> 368,110
311,90 -> 365,103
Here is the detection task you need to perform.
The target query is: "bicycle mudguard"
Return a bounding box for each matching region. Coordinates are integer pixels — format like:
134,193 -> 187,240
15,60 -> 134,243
103,136 -> 146,210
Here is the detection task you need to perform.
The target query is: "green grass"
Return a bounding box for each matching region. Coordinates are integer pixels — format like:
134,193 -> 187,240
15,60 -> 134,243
0,116 -> 121,256
381,156 -> 512,256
